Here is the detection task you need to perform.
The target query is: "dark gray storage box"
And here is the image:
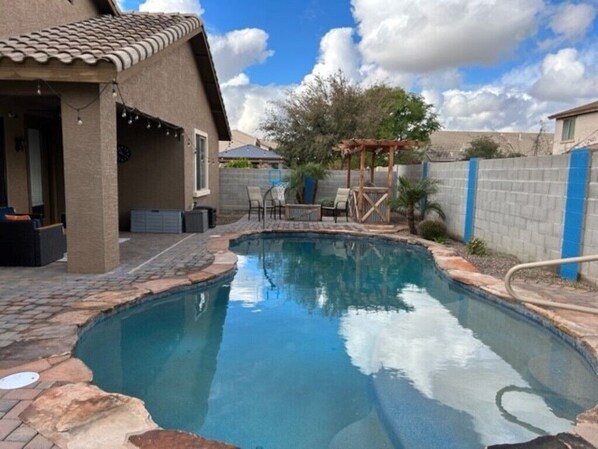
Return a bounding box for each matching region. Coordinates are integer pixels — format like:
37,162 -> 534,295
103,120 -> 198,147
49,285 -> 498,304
130,209 -> 183,233
184,209 -> 208,233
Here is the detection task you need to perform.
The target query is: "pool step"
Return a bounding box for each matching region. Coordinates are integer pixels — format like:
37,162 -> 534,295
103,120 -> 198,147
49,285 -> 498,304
328,409 -> 394,449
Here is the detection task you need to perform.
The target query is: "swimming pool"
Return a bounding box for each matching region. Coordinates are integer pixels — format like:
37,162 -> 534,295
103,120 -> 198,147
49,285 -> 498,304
76,234 -> 598,449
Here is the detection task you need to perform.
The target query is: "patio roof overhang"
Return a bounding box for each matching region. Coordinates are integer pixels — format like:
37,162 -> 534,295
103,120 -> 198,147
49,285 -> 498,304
0,13 -> 231,140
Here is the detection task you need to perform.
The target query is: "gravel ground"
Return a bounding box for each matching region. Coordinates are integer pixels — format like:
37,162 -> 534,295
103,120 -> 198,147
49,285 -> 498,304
217,211 -> 596,292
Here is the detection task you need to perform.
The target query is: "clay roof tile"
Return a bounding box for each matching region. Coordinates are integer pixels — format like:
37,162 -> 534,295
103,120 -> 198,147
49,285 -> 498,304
0,13 -> 201,71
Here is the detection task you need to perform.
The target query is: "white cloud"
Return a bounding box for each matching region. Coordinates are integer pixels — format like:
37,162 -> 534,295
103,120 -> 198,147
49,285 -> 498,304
351,0 -> 542,73
220,83 -> 288,135
210,29 -> 274,83
549,2 -> 596,40
532,48 -> 598,102
138,0 -> 203,15
310,28 -> 361,82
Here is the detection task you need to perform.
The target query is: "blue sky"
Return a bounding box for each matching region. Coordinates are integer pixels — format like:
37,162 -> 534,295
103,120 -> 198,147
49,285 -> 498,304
118,0 -> 598,136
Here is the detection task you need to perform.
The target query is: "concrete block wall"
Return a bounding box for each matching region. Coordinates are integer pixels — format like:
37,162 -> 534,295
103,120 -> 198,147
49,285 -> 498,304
474,155 -> 568,263
581,151 -> 598,281
220,168 -> 396,212
428,161 -> 469,238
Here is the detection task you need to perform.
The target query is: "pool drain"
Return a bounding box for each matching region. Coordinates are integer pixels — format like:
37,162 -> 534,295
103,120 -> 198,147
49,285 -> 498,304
0,372 -> 40,389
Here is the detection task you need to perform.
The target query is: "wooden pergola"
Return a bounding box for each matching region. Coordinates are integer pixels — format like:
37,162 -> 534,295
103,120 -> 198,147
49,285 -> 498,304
336,138 -> 417,224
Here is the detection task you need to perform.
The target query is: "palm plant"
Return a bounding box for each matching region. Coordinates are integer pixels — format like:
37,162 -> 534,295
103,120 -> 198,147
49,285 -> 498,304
396,176 -> 445,234
287,162 -> 329,204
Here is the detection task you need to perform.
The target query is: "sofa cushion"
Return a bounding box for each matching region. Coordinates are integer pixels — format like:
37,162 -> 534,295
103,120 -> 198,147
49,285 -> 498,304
0,207 -> 16,220
5,214 -> 31,221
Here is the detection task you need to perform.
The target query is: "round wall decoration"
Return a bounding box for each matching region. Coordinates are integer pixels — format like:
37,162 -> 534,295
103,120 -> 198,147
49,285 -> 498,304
117,144 -> 131,163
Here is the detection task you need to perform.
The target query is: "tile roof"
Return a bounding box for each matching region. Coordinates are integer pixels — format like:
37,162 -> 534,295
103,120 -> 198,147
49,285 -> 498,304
548,100 -> 598,120
219,145 -> 285,160
426,130 -> 554,161
0,13 -> 201,72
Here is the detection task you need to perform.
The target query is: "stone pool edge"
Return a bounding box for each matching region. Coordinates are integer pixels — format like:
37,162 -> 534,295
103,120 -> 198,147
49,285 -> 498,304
6,228 -> 598,449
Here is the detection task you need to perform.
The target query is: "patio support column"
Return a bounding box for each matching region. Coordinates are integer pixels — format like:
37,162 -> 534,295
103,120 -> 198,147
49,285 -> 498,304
61,83 -> 119,273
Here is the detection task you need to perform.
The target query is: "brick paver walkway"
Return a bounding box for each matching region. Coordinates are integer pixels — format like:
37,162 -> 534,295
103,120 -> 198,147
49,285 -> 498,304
0,215 -> 596,448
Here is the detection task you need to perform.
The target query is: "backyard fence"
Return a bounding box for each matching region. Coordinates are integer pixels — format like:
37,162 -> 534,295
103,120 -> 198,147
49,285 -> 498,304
422,149 -> 598,284
219,150 -> 598,284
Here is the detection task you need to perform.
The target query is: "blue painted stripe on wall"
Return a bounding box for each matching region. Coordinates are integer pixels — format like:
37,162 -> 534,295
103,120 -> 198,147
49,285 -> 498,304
560,149 -> 591,280
463,158 -> 478,243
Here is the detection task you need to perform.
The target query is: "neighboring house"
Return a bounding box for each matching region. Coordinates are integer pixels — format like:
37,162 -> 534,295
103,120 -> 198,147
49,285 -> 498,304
425,130 -> 553,161
0,0 -> 230,273
548,101 -> 598,154
219,144 -> 286,168
218,129 -> 277,152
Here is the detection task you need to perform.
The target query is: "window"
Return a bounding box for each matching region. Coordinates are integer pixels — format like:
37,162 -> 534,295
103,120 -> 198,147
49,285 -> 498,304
194,130 -> 209,195
561,117 -> 575,141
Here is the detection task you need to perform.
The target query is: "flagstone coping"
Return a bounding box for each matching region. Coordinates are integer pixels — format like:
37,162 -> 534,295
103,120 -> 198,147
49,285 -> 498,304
3,228 -> 596,448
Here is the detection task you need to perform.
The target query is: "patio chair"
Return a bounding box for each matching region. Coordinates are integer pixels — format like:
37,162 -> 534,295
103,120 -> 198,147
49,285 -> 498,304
270,184 -> 287,220
247,186 -> 265,221
322,188 -> 350,223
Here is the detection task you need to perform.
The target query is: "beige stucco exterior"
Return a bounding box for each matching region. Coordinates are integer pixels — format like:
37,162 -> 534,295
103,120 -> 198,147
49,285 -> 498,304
0,0 -> 101,39
0,1 -> 229,273
552,110 -> 598,154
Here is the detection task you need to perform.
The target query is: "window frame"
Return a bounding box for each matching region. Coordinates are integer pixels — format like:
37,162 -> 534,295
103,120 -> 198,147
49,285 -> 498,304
193,129 -> 210,197
561,117 -> 576,142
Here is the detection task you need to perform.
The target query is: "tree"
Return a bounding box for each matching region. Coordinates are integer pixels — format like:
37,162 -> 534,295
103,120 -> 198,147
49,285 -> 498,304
261,71 -> 442,166
396,176 -> 445,234
373,86 -> 441,142
462,136 -> 504,160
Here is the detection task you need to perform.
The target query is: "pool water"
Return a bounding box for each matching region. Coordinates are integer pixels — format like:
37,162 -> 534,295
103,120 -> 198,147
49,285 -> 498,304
76,235 -> 598,449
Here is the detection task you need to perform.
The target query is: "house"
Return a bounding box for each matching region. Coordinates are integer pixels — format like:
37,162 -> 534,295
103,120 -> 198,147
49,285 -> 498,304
425,130 -> 553,161
218,129 -> 277,152
0,0 -> 230,273
219,144 -> 286,168
548,101 -> 598,154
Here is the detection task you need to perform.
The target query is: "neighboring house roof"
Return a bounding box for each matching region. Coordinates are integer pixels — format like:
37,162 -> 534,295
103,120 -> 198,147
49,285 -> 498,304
219,144 -> 285,161
219,129 -> 278,152
425,130 -> 554,161
0,13 -> 230,140
548,100 -> 598,120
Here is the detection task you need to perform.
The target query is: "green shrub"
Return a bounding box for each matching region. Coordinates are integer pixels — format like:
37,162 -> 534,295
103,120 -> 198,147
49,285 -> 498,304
226,158 -> 252,168
467,237 -> 487,256
417,219 -> 447,241
433,235 -> 447,244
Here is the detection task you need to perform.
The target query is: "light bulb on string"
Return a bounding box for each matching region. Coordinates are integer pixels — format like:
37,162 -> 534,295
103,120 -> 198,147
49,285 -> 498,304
121,109 -> 127,118
128,116 -> 133,125
112,83 -> 117,98
37,80 -> 41,95
166,128 -> 170,136
157,122 -> 162,129
174,130 -> 178,139
76,110 -> 83,126
146,120 -> 151,129
135,113 -> 139,120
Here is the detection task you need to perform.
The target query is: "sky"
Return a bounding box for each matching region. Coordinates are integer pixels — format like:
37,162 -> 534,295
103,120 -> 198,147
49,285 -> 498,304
117,0 -> 598,136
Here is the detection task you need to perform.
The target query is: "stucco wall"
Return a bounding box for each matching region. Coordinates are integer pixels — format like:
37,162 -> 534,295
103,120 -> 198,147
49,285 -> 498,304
117,41 -> 221,216
0,0 -> 99,38
474,155 -> 567,263
428,161 -> 468,238
553,112 -> 598,154
0,110 -> 29,212
581,151 -> 598,281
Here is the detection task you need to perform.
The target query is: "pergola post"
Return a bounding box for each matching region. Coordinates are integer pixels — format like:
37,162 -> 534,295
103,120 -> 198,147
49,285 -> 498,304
370,151 -> 375,184
346,154 -> 352,188
359,145 -> 366,219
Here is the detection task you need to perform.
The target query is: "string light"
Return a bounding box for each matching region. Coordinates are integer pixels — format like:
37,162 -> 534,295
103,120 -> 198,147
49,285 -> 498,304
174,130 -> 178,139
37,80 -> 42,95
135,113 -> 139,121
112,82 -> 117,98
146,120 -> 151,129
166,128 -> 170,136
76,110 -> 83,126
121,109 -> 127,118
157,122 -> 162,129
128,116 -> 133,125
